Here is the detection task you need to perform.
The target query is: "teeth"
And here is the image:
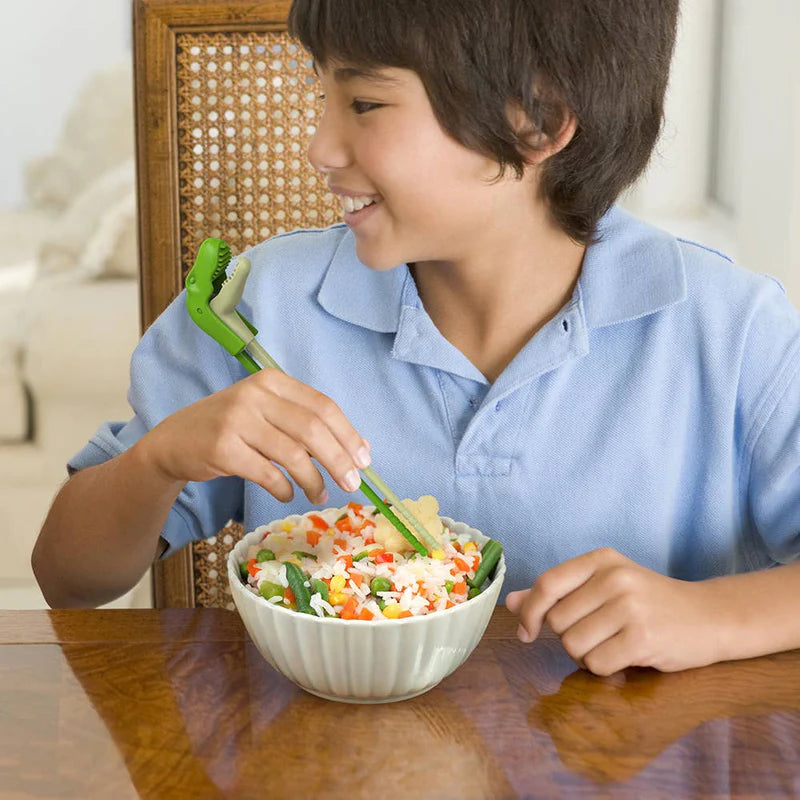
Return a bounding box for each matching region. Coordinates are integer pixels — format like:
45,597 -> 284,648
341,195 -> 378,213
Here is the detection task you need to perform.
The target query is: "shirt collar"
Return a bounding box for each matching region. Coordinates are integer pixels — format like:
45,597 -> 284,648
579,205 -> 687,327
316,205 -> 687,376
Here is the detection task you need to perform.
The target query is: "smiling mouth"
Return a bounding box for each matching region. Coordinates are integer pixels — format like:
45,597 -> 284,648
340,195 -> 380,214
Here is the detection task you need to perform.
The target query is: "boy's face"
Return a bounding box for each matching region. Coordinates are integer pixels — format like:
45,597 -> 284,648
309,63 -> 540,271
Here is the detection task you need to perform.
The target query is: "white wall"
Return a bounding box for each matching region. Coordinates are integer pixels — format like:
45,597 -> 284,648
0,0 -> 131,210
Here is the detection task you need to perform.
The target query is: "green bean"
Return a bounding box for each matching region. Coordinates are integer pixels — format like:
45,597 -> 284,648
239,561 -> 250,581
369,577 -> 392,595
467,540 -> 503,590
256,548 -> 276,562
284,562 -> 313,614
467,586 -> 482,599
258,581 -> 284,601
311,578 -> 329,601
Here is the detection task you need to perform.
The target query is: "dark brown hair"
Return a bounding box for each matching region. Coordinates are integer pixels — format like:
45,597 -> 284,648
288,0 -> 679,243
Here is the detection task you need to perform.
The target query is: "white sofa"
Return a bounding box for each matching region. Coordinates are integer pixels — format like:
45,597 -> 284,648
0,63 -> 151,608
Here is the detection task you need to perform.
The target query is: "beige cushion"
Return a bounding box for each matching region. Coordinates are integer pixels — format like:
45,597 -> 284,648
36,159 -> 137,280
25,62 -> 134,215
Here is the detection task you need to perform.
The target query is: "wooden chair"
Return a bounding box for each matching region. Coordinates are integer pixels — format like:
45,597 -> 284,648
134,0 -> 338,607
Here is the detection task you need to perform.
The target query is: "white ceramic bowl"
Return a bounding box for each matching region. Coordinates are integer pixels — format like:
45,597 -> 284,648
228,516 -> 505,703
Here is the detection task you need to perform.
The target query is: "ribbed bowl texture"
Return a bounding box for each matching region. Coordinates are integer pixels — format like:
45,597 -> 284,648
228,516 -> 505,703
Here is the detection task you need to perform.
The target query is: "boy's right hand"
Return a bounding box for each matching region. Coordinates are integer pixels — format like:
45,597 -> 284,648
139,370 -> 371,505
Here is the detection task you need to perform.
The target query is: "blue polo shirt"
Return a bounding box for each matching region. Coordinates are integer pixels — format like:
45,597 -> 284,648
69,206 -> 800,596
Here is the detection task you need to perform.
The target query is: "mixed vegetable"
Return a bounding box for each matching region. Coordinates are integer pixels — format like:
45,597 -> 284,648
238,498 -> 503,620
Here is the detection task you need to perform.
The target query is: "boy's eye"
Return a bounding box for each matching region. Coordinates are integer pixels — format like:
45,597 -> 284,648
351,100 -> 383,115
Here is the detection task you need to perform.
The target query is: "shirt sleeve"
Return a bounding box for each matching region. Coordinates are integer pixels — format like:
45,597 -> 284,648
747,347 -> 800,564
67,288 -> 247,558
742,279 -> 800,565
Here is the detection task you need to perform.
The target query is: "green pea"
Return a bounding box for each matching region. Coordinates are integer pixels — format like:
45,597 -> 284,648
369,577 -> 392,595
444,580 -> 454,593
377,599 -> 387,611
353,550 -> 370,562
258,581 -> 284,601
256,548 -> 276,562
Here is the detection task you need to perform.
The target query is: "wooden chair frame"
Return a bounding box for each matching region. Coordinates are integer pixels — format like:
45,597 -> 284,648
134,0 -> 293,607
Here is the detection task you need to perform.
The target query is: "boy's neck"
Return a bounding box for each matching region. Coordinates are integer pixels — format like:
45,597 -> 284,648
409,213 -> 585,384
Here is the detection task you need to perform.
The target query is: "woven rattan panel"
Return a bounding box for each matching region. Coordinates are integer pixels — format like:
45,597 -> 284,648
175,31 -> 340,608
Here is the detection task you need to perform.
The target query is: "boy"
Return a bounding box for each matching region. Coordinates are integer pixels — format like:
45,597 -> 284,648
32,0 -> 800,676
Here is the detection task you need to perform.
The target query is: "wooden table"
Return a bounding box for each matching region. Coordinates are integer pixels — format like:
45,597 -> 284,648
2,608 -> 799,799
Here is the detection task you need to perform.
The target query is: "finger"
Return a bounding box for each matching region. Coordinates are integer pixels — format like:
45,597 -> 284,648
242,419 -> 329,504
582,628 -> 637,677
257,371 -> 370,467
232,442 -> 295,502
505,589 -> 529,613
256,390 -> 363,494
545,572 -> 608,635
558,600 -> 625,665
517,549 -> 617,642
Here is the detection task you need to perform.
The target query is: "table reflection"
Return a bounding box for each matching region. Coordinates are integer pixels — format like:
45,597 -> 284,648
528,652 -> 800,792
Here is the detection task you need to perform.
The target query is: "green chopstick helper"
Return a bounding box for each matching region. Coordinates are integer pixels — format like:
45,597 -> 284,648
185,237 -> 439,555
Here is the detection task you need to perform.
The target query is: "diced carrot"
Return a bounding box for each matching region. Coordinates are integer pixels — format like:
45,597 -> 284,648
361,517 -> 376,528
309,514 -> 329,530
247,558 -> 259,577
375,552 -> 394,564
453,557 -> 471,573
348,571 -> 364,588
347,501 -> 363,513
284,587 -> 296,603
451,581 -> 467,595
369,547 -> 385,557
340,597 -> 358,620
357,608 -> 374,621
471,554 -> 481,571
340,554 -> 354,571
306,529 -> 321,547
445,600 -> 455,609
362,534 -> 375,545
333,538 -> 347,550
335,517 -> 353,532
398,610 -> 413,619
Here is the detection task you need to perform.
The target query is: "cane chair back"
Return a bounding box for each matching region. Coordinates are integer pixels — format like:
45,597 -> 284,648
134,0 -> 338,606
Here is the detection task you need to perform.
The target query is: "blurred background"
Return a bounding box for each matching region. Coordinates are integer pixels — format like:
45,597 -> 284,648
0,0 -> 798,609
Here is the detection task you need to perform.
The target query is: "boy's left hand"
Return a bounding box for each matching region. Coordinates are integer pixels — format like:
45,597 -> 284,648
505,548 -> 726,675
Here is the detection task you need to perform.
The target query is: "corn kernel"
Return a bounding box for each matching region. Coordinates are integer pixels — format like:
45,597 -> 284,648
328,592 -> 348,605
330,575 -> 346,592
280,521 -> 294,532
463,541 -> 478,553
382,603 -> 403,619
431,549 -> 445,560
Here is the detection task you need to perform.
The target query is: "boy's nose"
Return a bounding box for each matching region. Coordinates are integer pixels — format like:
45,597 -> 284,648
307,108 -> 351,174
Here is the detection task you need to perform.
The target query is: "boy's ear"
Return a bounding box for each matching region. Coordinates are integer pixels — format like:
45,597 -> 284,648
507,102 -> 577,166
